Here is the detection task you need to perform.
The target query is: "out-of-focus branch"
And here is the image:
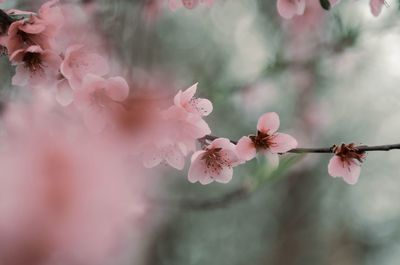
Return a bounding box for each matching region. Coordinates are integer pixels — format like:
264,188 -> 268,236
149,184 -> 252,211
201,135 -> 400,154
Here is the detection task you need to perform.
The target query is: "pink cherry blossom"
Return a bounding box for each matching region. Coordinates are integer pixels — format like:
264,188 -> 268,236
370,0 -> 386,17
5,0 -> 63,56
328,143 -> 366,185
142,138 -> 186,170
277,0 -> 306,19
188,138 -> 241,185
0,100 -> 154,265
236,112 -> 297,167
5,18 -> 51,56
139,105 -> 211,170
10,45 -> 61,88
162,105 -> 211,151
74,74 -> 129,132
55,78 -> 74,106
37,0 -> 64,35
174,83 -> 213,117
60,44 -> 109,90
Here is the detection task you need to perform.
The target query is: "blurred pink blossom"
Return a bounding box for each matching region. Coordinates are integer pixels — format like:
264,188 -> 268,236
74,74 -> 129,132
60,44 -> 109,90
277,0 -> 306,19
10,45 -> 61,88
4,1 -> 63,55
0,98 -> 153,265
370,0 -> 386,17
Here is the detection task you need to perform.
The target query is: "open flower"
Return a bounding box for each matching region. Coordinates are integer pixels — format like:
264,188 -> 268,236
142,138 -> 186,170
236,112 -> 297,167
276,0 -> 306,19
57,44 -> 109,106
6,18 -> 51,56
370,0 -> 386,17
188,138 -> 241,185
5,0 -> 63,56
139,105 -> 211,170
328,143 -> 366,185
60,44 -> 109,90
174,83 -> 213,117
10,45 -> 61,88
74,74 -> 129,132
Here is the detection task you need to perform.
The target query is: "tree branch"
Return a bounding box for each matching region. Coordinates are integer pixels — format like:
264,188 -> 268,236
201,135 -> 400,154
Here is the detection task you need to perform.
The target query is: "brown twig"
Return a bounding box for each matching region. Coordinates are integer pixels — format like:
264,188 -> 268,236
149,185 -> 252,211
201,135 -> 400,154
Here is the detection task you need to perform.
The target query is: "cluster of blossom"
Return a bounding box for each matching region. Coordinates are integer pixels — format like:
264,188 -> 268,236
0,0 -> 368,188
165,0 -> 387,18
0,0 -> 373,263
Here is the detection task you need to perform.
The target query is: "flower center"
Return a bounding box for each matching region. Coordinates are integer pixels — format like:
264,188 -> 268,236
201,147 -> 230,174
249,131 -> 277,150
23,52 -> 43,73
333,143 -> 366,165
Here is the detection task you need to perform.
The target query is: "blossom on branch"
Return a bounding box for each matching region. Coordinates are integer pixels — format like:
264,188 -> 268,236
174,83 -> 212,117
328,143 -> 366,185
10,45 -> 61,88
236,112 -> 298,167
188,138 -> 241,185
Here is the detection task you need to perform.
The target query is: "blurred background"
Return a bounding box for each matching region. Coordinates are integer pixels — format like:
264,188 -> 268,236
3,0 -> 400,264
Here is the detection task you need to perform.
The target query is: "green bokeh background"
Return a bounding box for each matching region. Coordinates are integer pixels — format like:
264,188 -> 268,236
4,1 -> 400,264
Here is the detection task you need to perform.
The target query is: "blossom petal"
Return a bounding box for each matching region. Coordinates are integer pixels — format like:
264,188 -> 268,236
11,65 -> 29,87
328,156 -> 361,185
370,0 -> 384,17
269,133 -> 298,153
257,112 -> 280,134
181,83 -> 197,103
342,162 -> 361,185
188,156 -> 213,185
210,138 -> 235,151
236,136 -> 256,161
213,167 -> 233,184
106,77 -> 129,102
193,98 -> 213,116
165,146 -> 185,170
277,0 -> 305,19
142,148 -> 163,168
56,79 -> 74,106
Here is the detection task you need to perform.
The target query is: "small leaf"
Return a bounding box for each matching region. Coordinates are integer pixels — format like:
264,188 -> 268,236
320,0 -> 331,10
